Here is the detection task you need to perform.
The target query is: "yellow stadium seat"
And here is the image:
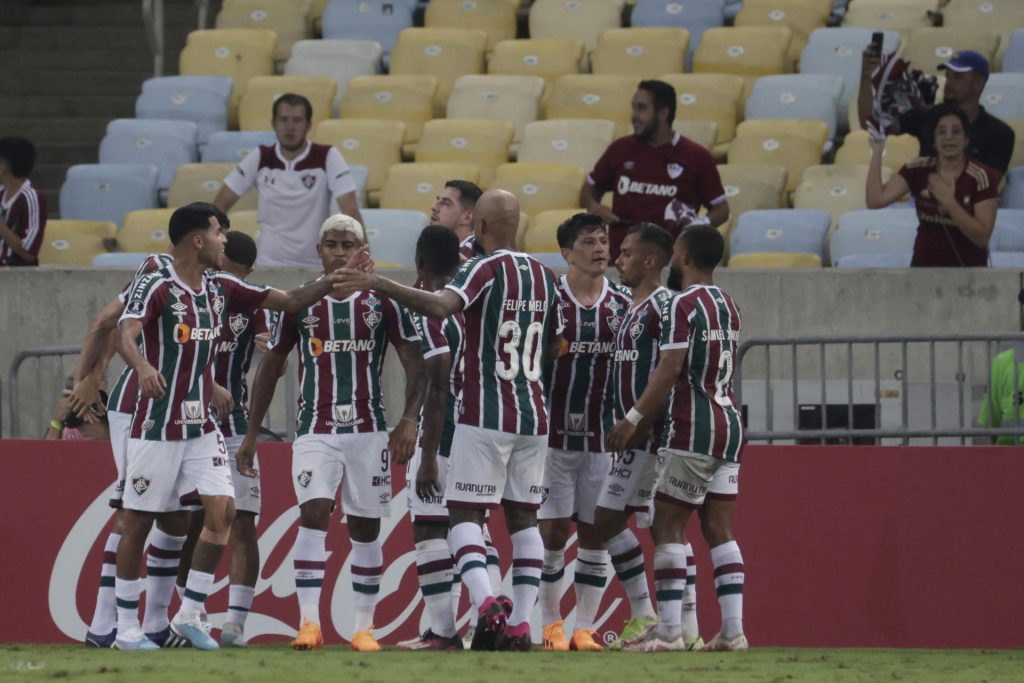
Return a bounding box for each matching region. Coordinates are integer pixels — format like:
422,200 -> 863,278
794,164 -> 892,228
716,163 -> 788,243
515,211 -> 531,250
415,119 -> 514,187
528,0 -> 622,55
227,209 -> 260,240
167,163 -> 257,211
834,130 -> 921,171
311,119 -> 405,202
490,163 -> 586,218
340,75 -> 437,150
488,38 -> 585,87
119,209 -> 177,252
735,0 -> 831,68
379,162 -> 481,212
545,74 -> 636,137
661,73 -> 745,158
447,75 -> 545,148
847,0 -> 940,9
238,75 -> 336,131
902,28 -> 1000,76
216,0 -> 310,63
389,28 -> 487,116
1008,120 -> 1024,171
517,119 -> 616,172
179,29 -> 277,128
522,209 -> 581,253
727,119 -> 828,193
424,0 -> 517,52
727,251 -> 822,268
942,0 -> 1024,68
38,220 -> 116,266
674,119 -> 719,152
841,5 -> 932,43
693,27 -> 793,97
591,27 -> 689,77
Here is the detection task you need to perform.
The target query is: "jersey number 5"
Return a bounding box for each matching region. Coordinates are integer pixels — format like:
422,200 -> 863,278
496,320 -> 544,382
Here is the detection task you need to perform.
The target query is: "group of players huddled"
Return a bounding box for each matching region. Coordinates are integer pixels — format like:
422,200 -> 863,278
70,178 -> 746,655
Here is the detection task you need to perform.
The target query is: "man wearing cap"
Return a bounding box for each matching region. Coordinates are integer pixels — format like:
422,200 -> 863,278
858,49 -> 1016,177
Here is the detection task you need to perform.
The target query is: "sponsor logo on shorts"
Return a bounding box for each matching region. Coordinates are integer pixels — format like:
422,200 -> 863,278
378,492 -> 391,504
115,480 -> 125,494
540,486 -> 549,504
669,477 -> 706,496
454,482 -> 497,495
609,466 -> 632,479
529,485 -> 544,495
297,470 -> 313,488
372,475 -> 391,487
250,486 -> 260,498
608,483 -> 625,494
212,457 -> 226,467
132,476 -> 150,495
638,489 -> 652,498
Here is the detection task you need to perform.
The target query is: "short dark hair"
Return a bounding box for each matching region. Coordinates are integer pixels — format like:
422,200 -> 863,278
638,79 -> 677,126
445,179 -> 483,211
272,93 -> 313,122
0,137 -> 36,178
678,224 -> 724,271
926,103 -> 971,149
169,202 -> 221,245
417,224 -> 461,276
627,222 -> 673,266
224,230 -> 258,268
556,212 -> 607,249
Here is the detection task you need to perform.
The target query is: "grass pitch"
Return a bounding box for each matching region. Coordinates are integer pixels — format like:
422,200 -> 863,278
1,645 -> 1022,683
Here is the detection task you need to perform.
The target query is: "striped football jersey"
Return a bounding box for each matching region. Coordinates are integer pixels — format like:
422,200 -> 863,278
417,311 -> 464,458
214,306 -> 278,437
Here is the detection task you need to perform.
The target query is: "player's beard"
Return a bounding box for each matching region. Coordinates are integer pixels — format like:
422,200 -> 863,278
633,118 -> 657,142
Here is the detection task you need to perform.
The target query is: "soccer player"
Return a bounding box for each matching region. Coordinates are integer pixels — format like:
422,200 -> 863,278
430,179 -> 484,259
235,214 -> 425,653
537,213 -> 631,653
113,203 -> 351,651
333,189 -> 563,651
608,224 -> 747,652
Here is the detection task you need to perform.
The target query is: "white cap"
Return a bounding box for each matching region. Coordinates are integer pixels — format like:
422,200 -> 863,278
319,213 -> 366,243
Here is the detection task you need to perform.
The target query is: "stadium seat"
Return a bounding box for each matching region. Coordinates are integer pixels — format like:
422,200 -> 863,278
987,252 -> 1024,268
734,0 -> 832,68
487,37 -> 585,86
591,28 -> 690,77
201,130 -> 276,163
389,28 -> 488,116
136,76 -> 232,146
729,208 -> 831,262
545,75 -> 637,138
799,28 -> 901,118
284,40 -> 383,116
321,0 -> 415,69
238,75 -> 337,131
794,164 -> 891,228
1007,120 -> 1024,172
834,130 -> 920,171
361,208 -> 430,268
98,119 -> 198,197
37,220 -> 116,267
227,209 -> 260,240
339,75 -> 437,150
179,29 -> 277,129
529,252 -> 567,268
91,252 -> 151,268
311,119 -> 405,203
980,75 -> 1024,123
490,163 -> 586,218
828,208 -> 919,266
59,164 -> 160,227
1005,30 -> 1024,73
727,251 -> 823,268
424,0 -> 516,53
834,251 -> 913,267
716,163 -> 789,237
902,28 -> 1000,77
674,120 -> 719,152
167,162 -> 257,211
661,73 -> 745,157
693,27 -> 793,97
215,0 -> 309,64
727,119 -> 829,193
744,74 -> 844,141
990,209 -> 1024,252
119,209 -> 177,253
379,162 -> 480,212
415,119 -> 514,187
943,0 -> 1024,69
528,0 -> 622,56
841,4 -> 932,42
630,0 -> 725,70
517,119 -> 616,172
1002,178 -> 1024,210
446,75 -> 545,150
523,209 -> 581,253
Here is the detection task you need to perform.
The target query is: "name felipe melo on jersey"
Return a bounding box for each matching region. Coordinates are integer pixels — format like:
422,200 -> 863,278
502,299 -> 546,312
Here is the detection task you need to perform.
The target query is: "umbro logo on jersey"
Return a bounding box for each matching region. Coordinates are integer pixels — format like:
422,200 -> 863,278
229,314 -> 248,336
297,470 -> 313,488
171,302 -> 188,314
132,477 -> 150,495
302,315 -> 320,327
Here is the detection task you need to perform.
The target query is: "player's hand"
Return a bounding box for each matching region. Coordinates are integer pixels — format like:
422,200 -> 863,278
927,173 -> 956,208
138,363 -> 166,399
861,47 -> 881,81
235,440 -> 258,477
866,120 -> 887,148
254,332 -> 271,354
591,204 -> 621,226
68,376 -> 105,420
388,418 -> 417,464
211,382 -> 234,420
416,455 -> 441,502
345,245 -> 375,273
606,418 -> 637,453
329,268 -> 374,299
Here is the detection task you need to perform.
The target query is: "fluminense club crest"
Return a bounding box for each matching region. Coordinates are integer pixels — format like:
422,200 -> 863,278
229,314 -> 248,336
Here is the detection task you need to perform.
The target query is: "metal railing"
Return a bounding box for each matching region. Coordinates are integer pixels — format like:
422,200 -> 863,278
735,334 -> 1024,445
142,0 -> 212,77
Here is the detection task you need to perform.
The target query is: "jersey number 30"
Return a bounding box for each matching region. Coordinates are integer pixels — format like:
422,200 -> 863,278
496,320 -> 544,382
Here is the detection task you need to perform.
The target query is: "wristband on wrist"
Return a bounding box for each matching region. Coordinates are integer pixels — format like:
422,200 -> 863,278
50,419 -> 64,431
625,407 -> 644,426
401,416 -> 417,425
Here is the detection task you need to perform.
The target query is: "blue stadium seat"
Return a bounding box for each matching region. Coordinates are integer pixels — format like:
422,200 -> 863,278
1008,167 -> 1024,186
1005,29 -> 1024,73
201,130 -> 276,163
829,208 -> 918,266
360,208 -> 429,268
92,252 -> 151,268
745,74 -> 845,140
729,208 -> 831,262
136,76 -> 233,145
989,252 -> 1024,268
835,252 -> 913,268
98,119 -> 198,199
1002,180 -> 1024,210
799,28 -> 901,120
630,0 -> 726,70
59,164 -> 160,228
529,252 -> 566,269
349,164 -> 369,209
321,0 -> 415,69
981,74 -> 1024,122
990,209 -> 1024,252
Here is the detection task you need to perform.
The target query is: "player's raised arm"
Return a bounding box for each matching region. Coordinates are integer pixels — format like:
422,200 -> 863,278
334,269 -> 464,320
389,339 -> 426,465
607,347 -> 686,453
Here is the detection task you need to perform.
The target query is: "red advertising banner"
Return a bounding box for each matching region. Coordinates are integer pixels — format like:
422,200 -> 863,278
1,441 -> 1022,648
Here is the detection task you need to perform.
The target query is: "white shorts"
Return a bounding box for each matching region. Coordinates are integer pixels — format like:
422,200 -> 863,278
656,448 -> 740,507
406,448 -> 449,523
446,425 -> 547,510
538,449 -> 611,525
292,432 -> 391,518
107,410 -> 131,508
224,434 -> 261,515
596,447 -> 665,516
122,430 -> 235,513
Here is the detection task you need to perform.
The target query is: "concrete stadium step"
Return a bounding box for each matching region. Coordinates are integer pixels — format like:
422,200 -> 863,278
0,1 -> 199,26
0,26 -> 154,49
5,95 -> 137,118
36,143 -> 100,166
0,117 -> 111,144
0,48 -> 153,72
0,69 -> 150,96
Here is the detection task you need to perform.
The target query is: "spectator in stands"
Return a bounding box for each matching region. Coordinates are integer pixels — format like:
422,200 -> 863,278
213,93 -> 363,268
0,136 -> 47,266
858,50 -> 1015,178
866,104 -> 1000,267
580,80 -> 729,286
45,377 -> 109,441
430,179 -> 483,259
978,346 -> 1024,444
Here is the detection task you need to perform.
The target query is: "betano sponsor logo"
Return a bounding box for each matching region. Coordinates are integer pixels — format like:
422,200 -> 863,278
308,338 -> 377,356
568,341 -> 616,354
174,323 -> 222,344
616,175 -> 679,197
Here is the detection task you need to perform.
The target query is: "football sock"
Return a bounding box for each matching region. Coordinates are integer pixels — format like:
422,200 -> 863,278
606,529 -> 655,619
653,544 -> 687,642
180,569 -> 214,616
294,526 -> 327,625
88,532 -> 120,636
682,543 -> 700,643
115,577 -> 142,634
349,539 -> 382,633
540,547 -> 565,625
573,548 -> 609,632
415,539 -> 457,638
509,527 -> 544,627
710,540 -> 744,639
226,584 -> 255,628
141,528 -> 185,633
449,523 -> 493,609
450,570 -> 464,622
485,538 -> 503,594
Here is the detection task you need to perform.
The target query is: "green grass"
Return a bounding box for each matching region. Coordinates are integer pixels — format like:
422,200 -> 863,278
1,645 -> 1022,683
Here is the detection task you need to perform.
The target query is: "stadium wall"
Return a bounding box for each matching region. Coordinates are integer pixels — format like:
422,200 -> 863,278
2,440 -> 1022,649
